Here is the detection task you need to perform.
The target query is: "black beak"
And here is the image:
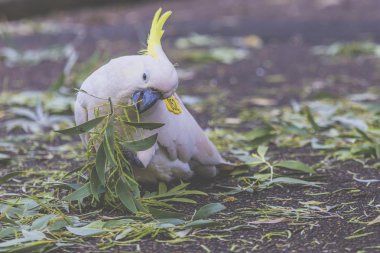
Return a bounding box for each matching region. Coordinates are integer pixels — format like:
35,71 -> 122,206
132,88 -> 162,113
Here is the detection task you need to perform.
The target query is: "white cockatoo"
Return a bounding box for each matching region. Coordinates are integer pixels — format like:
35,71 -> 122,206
75,8 -> 226,183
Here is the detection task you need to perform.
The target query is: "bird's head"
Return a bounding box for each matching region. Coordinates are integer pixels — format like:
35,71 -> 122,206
129,8 -> 177,114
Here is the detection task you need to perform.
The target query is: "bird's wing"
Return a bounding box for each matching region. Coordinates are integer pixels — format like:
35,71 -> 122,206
174,93 -> 223,166
140,93 -> 223,167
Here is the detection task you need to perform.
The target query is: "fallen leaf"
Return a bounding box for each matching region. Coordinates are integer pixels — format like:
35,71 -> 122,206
249,218 -> 287,224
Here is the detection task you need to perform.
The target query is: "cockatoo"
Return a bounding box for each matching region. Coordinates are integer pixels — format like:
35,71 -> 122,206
75,8 -> 225,183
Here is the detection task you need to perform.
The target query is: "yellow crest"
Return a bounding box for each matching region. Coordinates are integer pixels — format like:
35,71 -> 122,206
143,8 -> 172,58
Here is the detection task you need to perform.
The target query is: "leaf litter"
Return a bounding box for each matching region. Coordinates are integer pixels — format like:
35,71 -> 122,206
1,45 -> 380,251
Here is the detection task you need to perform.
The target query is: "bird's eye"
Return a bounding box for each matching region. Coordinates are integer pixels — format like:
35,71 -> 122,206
142,72 -> 148,82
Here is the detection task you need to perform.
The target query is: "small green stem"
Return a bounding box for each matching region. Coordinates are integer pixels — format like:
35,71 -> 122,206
265,161 -> 274,182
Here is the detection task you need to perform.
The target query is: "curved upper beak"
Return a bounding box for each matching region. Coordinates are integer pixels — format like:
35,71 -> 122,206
132,88 -> 163,113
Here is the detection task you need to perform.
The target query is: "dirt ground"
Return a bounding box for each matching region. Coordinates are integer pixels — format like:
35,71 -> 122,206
0,0 -> 379,252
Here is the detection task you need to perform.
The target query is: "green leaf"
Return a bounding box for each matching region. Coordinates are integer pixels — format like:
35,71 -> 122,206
275,160 -> 315,173
31,214 -> 56,230
176,190 -> 208,196
104,117 -> 117,166
257,146 -> 268,159
158,182 -> 167,194
133,198 -> 146,212
66,226 -> 105,236
193,203 -> 226,220
0,171 -> 24,185
22,230 -> 46,241
6,241 -> 53,253
89,169 -> 101,201
267,177 -> 321,187
116,180 -> 137,213
95,142 -> 106,185
246,127 -> 276,148
148,207 -> 186,219
115,228 -> 133,241
157,218 -> 185,226
246,127 -> 273,140
56,116 -> 107,135
355,128 -> 373,142
0,228 -> 17,240
304,106 -> 320,131
103,219 -> 134,229
167,182 -> 190,193
0,216 -> 18,226
0,230 -> 46,247
185,219 -> 216,228
49,217 -> 76,231
84,220 -> 105,229
164,198 -> 197,204
123,121 -> 165,130
123,133 -> 158,152
64,183 -> 91,202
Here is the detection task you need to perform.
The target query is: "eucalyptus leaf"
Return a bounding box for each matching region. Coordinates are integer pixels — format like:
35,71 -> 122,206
123,133 -> 158,152
4,240 -> 53,253
304,106 -> 320,131
164,198 -> 197,204
31,214 -> 56,230
104,117 -> 117,166
89,169 -> 101,201
185,219 -> 216,228
115,228 -> 133,241
275,160 -> 315,174
49,217 -> 77,231
157,218 -> 185,226
257,146 -> 268,159
148,207 -> 186,219
266,177 -> 321,187
116,180 -> 137,213
123,121 -> 164,130
158,182 -> 167,194
355,128 -> 373,142
63,183 -> 91,203
66,226 -> 105,236
167,182 -> 190,193
0,230 -> 47,248
193,203 -> 225,220
0,228 -> 17,240
21,230 -> 46,241
103,219 -> 134,229
56,116 -> 107,135
246,127 -> 275,148
95,142 -> 106,185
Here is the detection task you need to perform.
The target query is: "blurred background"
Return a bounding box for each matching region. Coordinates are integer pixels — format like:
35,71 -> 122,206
1,0 -> 380,95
